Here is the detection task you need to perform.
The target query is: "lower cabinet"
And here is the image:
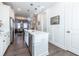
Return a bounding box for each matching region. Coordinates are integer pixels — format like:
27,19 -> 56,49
0,5 -> 14,56
33,36 -> 48,56
0,39 -> 3,56
30,33 -> 48,56
0,33 -> 10,56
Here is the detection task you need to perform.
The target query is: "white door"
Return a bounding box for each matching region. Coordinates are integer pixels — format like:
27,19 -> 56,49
71,3 -> 79,55
65,3 -> 79,55
42,12 -> 47,32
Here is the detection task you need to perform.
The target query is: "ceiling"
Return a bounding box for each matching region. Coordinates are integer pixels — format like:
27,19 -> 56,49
3,2 -> 56,17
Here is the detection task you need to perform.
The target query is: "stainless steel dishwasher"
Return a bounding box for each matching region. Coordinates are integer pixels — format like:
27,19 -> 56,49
24,30 -> 32,55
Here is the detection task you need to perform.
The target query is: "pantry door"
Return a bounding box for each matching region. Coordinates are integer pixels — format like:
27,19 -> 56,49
71,3 -> 79,55
65,3 -> 79,55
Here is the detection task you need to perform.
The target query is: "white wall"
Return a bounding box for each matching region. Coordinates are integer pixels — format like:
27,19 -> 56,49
37,3 -> 65,49
37,3 -> 79,55
45,3 -> 65,48
38,3 -> 65,47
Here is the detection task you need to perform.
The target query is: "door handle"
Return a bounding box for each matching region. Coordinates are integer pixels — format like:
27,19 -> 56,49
66,31 -> 70,33
3,40 -> 5,42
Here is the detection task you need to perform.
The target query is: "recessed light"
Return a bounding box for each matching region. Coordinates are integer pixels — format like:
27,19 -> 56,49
35,8 -> 37,10
30,3 -> 33,6
17,8 -> 21,11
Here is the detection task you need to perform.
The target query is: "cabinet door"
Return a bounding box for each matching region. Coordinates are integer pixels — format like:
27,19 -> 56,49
0,33 -> 9,55
0,33 -> 7,55
0,5 -> 10,56
3,33 -> 10,54
0,37 -> 3,56
33,34 -> 48,56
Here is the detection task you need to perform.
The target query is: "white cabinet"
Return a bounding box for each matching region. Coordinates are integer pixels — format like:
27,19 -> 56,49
0,5 -> 14,56
32,34 -> 48,56
0,36 -> 3,56
26,30 -> 49,56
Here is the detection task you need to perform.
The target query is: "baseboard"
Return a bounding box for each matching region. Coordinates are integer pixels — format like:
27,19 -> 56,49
38,51 -> 49,56
49,40 -> 66,50
4,42 -> 11,56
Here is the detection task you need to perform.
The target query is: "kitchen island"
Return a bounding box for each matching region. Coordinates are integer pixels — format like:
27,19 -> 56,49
24,30 -> 49,56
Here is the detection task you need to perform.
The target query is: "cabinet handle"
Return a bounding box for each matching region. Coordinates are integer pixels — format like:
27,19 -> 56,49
3,40 -> 5,42
66,31 -> 70,33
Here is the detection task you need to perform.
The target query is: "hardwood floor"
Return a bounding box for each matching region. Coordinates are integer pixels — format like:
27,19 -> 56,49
4,33 -> 77,56
4,33 -> 30,56
48,43 -> 77,56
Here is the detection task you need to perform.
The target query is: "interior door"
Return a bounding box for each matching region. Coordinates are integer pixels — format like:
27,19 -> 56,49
65,3 -> 79,55
71,3 -> 79,55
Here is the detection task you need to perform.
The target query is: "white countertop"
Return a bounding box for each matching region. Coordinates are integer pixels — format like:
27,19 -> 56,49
24,29 -> 49,56
24,29 -> 48,36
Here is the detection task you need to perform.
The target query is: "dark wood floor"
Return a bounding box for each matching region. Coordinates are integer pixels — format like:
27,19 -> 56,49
48,43 -> 77,56
4,33 -> 30,56
4,33 -> 77,56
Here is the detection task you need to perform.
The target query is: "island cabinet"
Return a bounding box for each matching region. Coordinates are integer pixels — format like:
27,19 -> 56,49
24,30 -> 49,56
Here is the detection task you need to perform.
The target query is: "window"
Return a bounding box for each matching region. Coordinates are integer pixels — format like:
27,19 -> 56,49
23,23 -> 28,28
17,23 -> 21,29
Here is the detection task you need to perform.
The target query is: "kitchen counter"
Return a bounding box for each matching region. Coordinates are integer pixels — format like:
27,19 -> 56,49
24,29 -> 49,56
24,29 -> 48,35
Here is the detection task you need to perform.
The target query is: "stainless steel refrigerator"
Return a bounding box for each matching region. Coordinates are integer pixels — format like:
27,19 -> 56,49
10,17 -> 14,44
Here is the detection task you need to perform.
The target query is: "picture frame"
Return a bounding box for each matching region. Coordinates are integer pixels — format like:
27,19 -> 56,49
50,15 -> 60,25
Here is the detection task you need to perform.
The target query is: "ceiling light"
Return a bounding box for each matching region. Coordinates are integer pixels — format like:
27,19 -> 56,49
34,12 -> 37,14
35,8 -> 37,10
17,8 -> 21,11
30,3 -> 33,6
